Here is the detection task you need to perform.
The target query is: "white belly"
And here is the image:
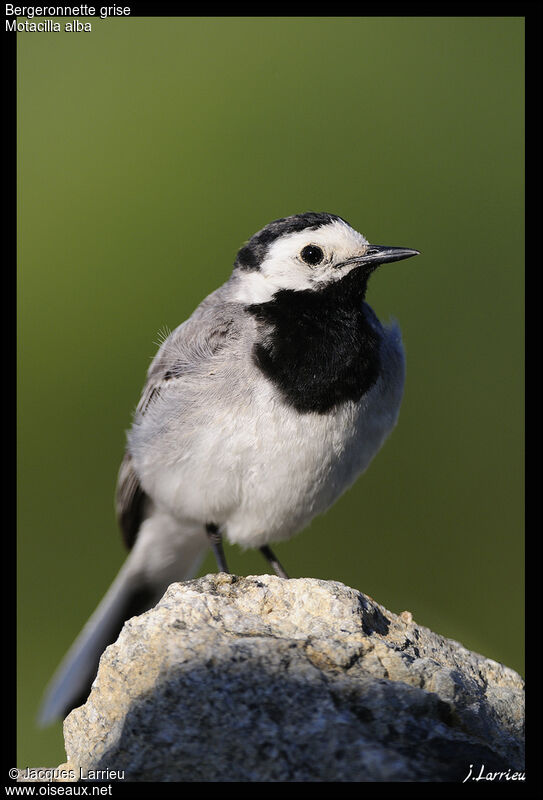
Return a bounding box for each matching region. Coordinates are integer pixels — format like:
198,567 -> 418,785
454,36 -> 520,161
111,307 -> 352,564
135,364 -> 403,549
226,372 -> 403,547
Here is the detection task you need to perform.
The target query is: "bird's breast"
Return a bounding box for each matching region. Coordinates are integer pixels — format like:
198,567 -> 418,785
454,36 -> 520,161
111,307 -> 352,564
130,315 -> 405,548
247,282 -> 382,414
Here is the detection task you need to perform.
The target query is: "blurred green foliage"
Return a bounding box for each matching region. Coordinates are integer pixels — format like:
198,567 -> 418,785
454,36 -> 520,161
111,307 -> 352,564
17,16 -> 524,768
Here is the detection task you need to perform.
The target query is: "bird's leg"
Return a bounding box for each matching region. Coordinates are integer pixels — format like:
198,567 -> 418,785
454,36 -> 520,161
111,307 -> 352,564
205,523 -> 230,573
260,545 -> 289,579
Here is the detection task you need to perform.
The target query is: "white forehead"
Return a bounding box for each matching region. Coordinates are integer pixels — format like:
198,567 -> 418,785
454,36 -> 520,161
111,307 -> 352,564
231,219 -> 370,304
265,218 -> 368,264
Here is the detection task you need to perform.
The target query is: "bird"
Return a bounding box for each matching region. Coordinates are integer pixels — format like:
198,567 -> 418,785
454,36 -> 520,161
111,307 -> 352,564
38,211 -> 419,725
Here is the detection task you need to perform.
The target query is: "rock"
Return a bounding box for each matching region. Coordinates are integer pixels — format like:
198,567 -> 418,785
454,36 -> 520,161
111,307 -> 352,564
61,574 -> 524,782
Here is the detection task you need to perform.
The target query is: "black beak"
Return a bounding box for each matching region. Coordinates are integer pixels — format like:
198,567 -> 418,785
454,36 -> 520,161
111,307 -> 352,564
339,245 -> 420,269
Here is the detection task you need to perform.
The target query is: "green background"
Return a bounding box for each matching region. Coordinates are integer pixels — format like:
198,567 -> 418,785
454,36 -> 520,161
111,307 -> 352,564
17,17 -> 524,768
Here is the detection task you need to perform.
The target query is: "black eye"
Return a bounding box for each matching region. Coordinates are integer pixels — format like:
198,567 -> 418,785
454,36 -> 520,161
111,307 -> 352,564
300,245 -> 324,265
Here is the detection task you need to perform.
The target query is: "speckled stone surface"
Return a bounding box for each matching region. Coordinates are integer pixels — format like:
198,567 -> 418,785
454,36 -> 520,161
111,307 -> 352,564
62,574 -> 524,782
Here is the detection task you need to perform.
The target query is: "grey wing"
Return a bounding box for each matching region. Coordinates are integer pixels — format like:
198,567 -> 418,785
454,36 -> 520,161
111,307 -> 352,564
116,289 -> 251,550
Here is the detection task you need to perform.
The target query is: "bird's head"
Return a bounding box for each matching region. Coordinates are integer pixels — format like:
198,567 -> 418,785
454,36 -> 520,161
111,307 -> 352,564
231,212 -> 419,303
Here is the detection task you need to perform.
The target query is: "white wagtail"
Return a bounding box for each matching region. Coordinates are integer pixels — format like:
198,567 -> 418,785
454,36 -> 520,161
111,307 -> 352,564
39,212 -> 419,725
